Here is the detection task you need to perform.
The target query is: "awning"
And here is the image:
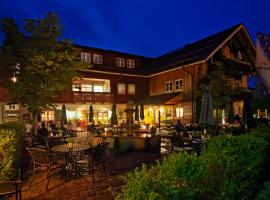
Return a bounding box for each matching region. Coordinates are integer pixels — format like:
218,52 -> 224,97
137,93 -> 180,105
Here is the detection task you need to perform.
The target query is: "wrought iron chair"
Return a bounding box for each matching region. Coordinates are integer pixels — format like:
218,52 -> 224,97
0,169 -> 22,200
88,142 -> 109,183
26,147 -> 61,191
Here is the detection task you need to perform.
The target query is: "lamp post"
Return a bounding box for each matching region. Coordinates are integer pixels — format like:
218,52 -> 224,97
10,63 -> 20,83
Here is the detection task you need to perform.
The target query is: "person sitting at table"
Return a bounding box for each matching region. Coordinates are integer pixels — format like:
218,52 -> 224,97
175,119 -> 184,133
49,120 -> 57,131
37,122 -> 49,146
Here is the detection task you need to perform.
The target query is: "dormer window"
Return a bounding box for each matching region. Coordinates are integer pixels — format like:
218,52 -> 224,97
81,52 -> 91,62
127,59 -> 135,68
93,54 -> 103,64
116,58 -> 125,67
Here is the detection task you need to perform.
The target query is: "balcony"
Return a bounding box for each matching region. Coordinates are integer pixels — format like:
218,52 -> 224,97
72,92 -> 113,103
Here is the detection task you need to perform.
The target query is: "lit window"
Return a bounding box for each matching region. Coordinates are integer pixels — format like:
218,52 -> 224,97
165,81 -> 173,93
126,59 -> 135,68
127,84 -> 135,95
72,84 -> 80,91
176,107 -> 184,118
93,54 -> 103,64
116,58 -> 125,67
118,83 -> 126,94
42,111 -> 55,121
93,85 -> 103,92
175,79 -> 183,91
81,84 -> 92,92
80,52 -> 91,62
5,104 -> 19,111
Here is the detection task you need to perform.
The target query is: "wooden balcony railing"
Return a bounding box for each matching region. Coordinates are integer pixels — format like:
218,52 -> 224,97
72,92 -> 113,103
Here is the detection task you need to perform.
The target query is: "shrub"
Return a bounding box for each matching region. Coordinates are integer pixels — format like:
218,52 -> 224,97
201,135 -> 267,199
0,122 -> 26,180
256,180 -> 270,200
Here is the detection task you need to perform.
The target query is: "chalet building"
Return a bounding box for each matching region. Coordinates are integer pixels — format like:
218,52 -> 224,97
0,24 -> 256,127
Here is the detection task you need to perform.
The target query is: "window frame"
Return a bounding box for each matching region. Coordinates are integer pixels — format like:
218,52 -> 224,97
126,59 -> 135,68
93,54 -> 103,64
127,83 -> 136,95
117,83 -> 126,95
165,81 -> 173,93
175,79 -> 183,91
116,57 -> 125,67
81,52 -> 91,63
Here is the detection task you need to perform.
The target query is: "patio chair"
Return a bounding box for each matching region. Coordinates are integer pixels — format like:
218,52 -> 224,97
26,147 -> 62,191
88,142 -> 109,183
0,169 -> 22,200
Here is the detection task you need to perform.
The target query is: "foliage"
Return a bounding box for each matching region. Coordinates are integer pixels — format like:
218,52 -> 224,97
256,180 -> 270,200
0,122 -> 26,180
115,126 -> 270,200
0,12 -> 88,115
253,98 -> 270,110
201,135 -> 267,199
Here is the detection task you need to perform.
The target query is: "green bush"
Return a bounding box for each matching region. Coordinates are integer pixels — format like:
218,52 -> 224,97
256,180 -> 270,200
201,135 -> 267,199
0,122 -> 26,180
115,126 -> 270,200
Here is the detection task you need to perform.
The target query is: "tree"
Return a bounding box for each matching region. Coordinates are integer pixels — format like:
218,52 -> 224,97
0,12 -> 87,120
197,61 -> 240,126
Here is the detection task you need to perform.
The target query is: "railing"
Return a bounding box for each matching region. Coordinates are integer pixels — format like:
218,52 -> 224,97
72,92 -> 113,103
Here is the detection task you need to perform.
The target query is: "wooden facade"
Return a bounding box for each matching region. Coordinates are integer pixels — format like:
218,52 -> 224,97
0,24 -> 256,124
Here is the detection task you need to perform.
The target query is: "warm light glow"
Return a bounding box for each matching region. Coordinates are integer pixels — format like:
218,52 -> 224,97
176,107 -> 184,118
67,110 -> 76,119
149,107 -> 153,112
108,109 -> 112,118
142,125 -> 146,129
159,107 -> 164,113
11,75 -> 17,83
76,111 -> 82,119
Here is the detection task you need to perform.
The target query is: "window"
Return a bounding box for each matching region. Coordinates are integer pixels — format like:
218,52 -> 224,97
165,81 -> 173,93
176,107 -> 184,118
42,111 -> 55,121
93,85 -> 103,92
81,52 -> 91,62
81,84 -> 92,92
5,104 -> 19,111
116,58 -> 125,67
93,54 -> 103,64
126,59 -> 135,68
118,83 -> 126,94
72,84 -> 80,91
175,79 -> 183,91
127,84 -> 136,95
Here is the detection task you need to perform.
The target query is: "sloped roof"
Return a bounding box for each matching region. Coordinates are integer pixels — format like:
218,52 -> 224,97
80,23 -> 254,76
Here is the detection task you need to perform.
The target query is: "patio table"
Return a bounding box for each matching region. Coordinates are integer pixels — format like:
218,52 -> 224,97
51,142 -> 92,177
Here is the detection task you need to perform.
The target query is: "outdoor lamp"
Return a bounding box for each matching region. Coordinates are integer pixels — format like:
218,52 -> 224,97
11,73 -> 17,83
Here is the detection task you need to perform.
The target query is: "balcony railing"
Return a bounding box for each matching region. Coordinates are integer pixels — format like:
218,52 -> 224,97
72,92 -> 113,103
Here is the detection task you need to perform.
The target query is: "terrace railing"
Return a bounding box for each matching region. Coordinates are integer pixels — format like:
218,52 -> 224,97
72,92 -> 113,103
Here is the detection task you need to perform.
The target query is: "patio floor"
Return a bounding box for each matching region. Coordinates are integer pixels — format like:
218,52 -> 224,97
15,150 -> 162,200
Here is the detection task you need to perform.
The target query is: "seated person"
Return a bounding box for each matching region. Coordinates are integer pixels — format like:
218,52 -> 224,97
175,119 -> 184,133
37,122 -> 49,146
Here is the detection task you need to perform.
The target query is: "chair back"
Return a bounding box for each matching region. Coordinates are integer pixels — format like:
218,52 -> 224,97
92,142 -> 109,162
26,147 -> 52,165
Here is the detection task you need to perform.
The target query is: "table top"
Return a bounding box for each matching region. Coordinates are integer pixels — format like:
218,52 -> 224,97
51,143 -> 91,153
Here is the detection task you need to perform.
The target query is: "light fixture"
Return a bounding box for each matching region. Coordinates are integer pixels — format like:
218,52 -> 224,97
11,73 -> 17,83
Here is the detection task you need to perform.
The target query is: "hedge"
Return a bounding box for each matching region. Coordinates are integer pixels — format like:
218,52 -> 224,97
115,126 -> 270,200
0,122 -> 26,180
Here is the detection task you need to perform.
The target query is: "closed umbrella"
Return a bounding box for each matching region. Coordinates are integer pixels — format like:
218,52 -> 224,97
199,85 -> 215,134
140,104 -> 144,120
135,105 -> 139,121
89,105 -> 94,123
61,104 -> 68,125
111,103 -> 118,126
226,97 -> 234,123
243,91 -> 253,132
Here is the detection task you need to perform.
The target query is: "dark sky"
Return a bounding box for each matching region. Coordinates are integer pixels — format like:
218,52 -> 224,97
0,0 -> 270,57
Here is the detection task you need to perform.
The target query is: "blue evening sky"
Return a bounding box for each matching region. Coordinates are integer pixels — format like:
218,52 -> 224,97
0,0 -> 269,58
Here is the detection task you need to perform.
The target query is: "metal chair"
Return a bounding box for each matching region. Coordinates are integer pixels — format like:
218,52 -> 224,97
26,147 -> 60,191
88,142 -> 109,183
0,169 -> 22,200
